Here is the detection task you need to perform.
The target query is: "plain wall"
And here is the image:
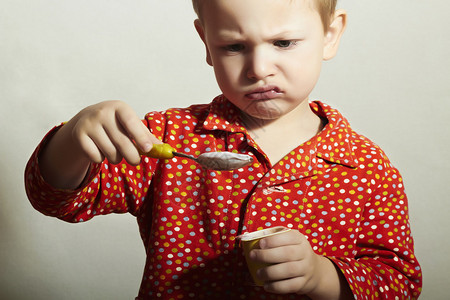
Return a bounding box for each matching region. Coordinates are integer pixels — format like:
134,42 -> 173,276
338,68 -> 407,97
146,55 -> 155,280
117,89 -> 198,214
1,0 -> 449,299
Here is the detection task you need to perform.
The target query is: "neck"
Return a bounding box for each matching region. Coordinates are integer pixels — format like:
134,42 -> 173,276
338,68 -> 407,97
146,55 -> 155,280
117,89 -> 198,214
242,100 -> 323,137
241,100 -> 325,164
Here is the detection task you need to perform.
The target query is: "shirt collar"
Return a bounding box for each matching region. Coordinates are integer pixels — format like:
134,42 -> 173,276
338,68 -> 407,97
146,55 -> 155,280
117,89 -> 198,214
199,95 -> 246,133
311,101 -> 359,168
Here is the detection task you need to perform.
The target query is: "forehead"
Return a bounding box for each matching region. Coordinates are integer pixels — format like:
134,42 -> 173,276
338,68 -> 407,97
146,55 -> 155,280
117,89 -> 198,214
195,0 -> 317,10
192,0 -> 321,19
200,0 -> 316,11
200,0 -> 321,33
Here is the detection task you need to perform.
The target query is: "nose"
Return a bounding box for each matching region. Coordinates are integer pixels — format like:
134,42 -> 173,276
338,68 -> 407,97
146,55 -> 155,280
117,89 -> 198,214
246,47 -> 275,80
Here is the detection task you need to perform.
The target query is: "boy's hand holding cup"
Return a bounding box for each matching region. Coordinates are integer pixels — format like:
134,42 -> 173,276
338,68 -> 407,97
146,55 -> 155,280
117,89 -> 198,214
239,226 -> 327,295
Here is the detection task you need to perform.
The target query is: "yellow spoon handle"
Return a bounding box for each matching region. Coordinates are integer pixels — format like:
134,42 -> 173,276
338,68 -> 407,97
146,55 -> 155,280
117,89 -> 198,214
142,143 -> 175,159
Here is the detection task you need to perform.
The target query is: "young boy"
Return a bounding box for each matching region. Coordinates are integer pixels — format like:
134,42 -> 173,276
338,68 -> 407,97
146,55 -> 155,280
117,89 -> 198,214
25,0 -> 422,299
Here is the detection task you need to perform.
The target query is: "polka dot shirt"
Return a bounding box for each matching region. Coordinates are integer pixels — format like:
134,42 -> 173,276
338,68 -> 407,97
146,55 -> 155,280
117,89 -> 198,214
25,97 -> 422,299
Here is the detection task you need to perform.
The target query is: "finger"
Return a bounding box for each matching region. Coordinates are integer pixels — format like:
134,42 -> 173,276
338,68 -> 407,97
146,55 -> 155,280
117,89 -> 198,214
77,131 -> 106,164
257,261 -> 305,282
103,121 -> 142,165
91,128 -> 124,164
251,244 -> 304,264
76,120 -> 122,164
260,229 -> 305,249
115,108 -> 157,153
71,107 -> 121,164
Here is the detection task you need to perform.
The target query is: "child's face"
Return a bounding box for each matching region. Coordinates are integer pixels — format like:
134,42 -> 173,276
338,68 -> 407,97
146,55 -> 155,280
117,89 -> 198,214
195,0 -> 342,121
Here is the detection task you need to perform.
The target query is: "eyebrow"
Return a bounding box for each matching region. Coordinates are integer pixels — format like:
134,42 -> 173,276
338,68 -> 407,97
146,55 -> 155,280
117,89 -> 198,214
215,29 -> 306,42
214,30 -> 244,41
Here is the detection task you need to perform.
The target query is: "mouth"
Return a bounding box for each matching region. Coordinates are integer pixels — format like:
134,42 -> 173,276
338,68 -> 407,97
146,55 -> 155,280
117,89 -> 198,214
245,85 -> 282,100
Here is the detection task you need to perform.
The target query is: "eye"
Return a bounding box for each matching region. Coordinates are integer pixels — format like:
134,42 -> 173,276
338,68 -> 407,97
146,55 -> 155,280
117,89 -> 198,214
223,44 -> 245,52
274,40 -> 297,48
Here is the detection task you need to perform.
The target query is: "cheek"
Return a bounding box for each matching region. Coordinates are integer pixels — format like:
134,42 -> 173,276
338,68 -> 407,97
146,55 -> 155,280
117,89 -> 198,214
284,51 -> 323,84
213,59 -> 241,88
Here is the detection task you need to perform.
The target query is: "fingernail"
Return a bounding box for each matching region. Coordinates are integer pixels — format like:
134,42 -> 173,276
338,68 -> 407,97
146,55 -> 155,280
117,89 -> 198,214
143,143 -> 152,153
259,239 -> 266,249
256,269 -> 262,277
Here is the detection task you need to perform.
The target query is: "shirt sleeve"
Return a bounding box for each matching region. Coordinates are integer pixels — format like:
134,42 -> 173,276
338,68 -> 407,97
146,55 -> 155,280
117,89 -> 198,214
24,120 -> 160,223
327,167 -> 422,299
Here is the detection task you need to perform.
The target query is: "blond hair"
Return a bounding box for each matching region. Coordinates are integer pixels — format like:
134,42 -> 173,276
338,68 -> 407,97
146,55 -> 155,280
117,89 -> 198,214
192,0 -> 337,31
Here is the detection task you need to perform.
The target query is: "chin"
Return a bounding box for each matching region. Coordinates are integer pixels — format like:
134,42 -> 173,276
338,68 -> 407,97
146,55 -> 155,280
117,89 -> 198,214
243,102 -> 284,120
246,108 -> 283,120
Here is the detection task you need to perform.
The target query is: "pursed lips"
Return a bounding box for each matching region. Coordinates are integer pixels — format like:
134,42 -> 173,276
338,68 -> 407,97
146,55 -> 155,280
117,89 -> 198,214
245,86 -> 282,100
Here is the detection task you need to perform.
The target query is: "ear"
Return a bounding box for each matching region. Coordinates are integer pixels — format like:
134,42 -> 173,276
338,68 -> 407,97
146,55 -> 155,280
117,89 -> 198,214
194,19 -> 213,66
323,9 -> 347,61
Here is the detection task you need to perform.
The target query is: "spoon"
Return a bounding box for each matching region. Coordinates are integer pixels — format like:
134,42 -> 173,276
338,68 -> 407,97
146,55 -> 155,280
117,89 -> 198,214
142,143 -> 254,171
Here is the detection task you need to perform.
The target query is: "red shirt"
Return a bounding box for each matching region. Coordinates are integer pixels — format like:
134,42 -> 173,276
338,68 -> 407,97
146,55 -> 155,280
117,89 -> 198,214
25,97 -> 422,299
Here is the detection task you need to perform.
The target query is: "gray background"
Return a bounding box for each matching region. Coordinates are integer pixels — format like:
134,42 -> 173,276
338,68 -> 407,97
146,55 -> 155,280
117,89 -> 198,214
1,0 -> 448,299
